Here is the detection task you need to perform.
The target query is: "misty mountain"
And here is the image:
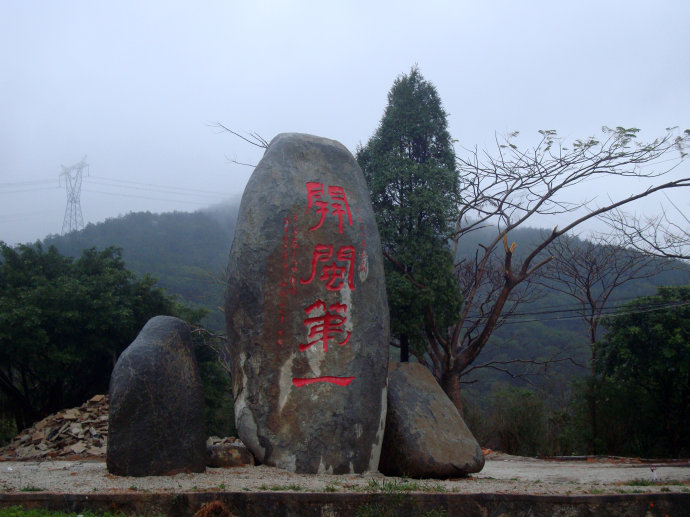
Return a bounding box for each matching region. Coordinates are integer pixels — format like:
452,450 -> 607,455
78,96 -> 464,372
42,205 -> 689,390
454,224 -> 690,395
43,204 -> 239,331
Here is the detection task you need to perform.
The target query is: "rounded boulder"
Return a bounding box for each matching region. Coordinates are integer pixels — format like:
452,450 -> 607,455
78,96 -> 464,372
107,315 -> 206,476
379,362 -> 484,478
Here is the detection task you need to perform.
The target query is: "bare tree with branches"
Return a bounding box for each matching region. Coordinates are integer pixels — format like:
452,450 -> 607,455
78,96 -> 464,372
536,233 -> 671,452
539,234 -> 667,349
602,195 -> 690,260
408,126 -> 690,412
217,124 -> 689,413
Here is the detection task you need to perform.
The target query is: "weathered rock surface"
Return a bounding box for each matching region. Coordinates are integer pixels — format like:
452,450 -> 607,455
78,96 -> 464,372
225,133 -> 389,474
206,436 -> 255,468
379,362 -> 485,478
107,316 -> 206,476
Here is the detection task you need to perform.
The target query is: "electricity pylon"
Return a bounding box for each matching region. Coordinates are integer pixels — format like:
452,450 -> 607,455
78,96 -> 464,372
60,155 -> 88,235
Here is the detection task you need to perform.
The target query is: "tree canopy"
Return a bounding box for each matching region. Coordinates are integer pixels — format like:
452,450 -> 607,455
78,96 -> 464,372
357,68 -> 690,413
356,65 -> 462,360
0,242 -> 203,429
44,208 -> 237,332
592,286 -> 690,456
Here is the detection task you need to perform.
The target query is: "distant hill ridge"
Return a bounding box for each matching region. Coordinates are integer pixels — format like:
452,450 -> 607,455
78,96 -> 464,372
44,205 -> 238,331
42,205 -> 690,389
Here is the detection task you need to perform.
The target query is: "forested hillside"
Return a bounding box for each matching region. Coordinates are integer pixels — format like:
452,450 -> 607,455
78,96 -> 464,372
43,204 -> 238,331
457,225 -> 690,390
37,204 -> 690,455
43,204 -> 689,383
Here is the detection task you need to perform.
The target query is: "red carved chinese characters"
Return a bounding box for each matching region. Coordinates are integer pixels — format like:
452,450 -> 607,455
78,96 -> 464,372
288,182 -> 358,387
292,376 -> 354,387
299,300 -> 351,352
328,186 -> 353,233
300,244 -> 355,291
305,182 -> 353,233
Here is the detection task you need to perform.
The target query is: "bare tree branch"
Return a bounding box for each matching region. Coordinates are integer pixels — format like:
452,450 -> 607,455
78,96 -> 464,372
601,200 -> 690,260
214,123 -> 269,148
191,326 -> 231,376
417,126 -> 690,409
460,356 -> 585,385
537,233 -> 669,352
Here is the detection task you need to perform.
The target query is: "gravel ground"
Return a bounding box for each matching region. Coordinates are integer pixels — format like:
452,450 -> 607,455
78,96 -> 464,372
1,454 -> 689,496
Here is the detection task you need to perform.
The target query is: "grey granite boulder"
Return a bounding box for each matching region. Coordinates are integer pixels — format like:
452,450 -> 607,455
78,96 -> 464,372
225,133 -> 389,474
107,316 -> 206,476
379,362 -> 484,478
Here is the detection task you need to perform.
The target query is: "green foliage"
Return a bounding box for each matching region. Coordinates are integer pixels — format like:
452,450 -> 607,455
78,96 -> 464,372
0,415 -> 17,446
366,478 -> 421,493
323,480 -> 341,492
364,478 -> 447,493
592,286 -> 690,456
355,504 -> 389,517
459,225 -> 690,391
355,497 -> 446,517
356,66 -> 462,354
463,383 -> 583,457
0,242 -> 203,429
39,209 -> 239,436
194,343 -> 236,437
28,202 -> 690,453
43,207 -> 237,332
486,386 -> 547,456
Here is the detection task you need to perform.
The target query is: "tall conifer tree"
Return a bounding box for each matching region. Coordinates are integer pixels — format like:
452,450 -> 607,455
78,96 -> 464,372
357,66 -> 462,361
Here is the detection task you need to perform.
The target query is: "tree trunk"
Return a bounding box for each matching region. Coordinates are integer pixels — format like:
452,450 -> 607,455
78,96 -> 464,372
587,379 -> 598,455
441,368 -> 464,417
400,334 -> 409,363
587,343 -> 599,455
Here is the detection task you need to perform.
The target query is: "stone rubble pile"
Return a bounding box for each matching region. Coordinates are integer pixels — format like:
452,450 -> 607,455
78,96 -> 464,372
0,393 -> 255,469
206,436 -> 255,468
0,394 -> 109,460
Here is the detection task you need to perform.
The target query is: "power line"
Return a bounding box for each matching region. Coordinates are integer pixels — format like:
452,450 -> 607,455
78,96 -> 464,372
0,186 -> 61,195
82,189 -> 220,206
0,179 -> 58,189
466,299 -> 690,326
0,209 -> 58,222
87,176 -> 234,197
0,175 -> 235,200
464,285 -> 690,321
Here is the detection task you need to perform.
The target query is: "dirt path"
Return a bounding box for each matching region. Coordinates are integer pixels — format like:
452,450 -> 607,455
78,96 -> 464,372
1,454 -> 688,496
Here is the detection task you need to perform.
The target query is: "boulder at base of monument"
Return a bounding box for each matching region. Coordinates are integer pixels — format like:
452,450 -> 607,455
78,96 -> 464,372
107,316 -> 206,476
225,133 -> 389,474
206,437 -> 255,468
379,362 -> 484,478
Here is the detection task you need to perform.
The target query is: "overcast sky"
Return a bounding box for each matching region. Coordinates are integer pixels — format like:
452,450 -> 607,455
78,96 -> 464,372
2,1 -> 689,246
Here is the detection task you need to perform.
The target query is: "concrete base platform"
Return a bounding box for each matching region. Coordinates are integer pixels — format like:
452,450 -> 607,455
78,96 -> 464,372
2,491 -> 689,517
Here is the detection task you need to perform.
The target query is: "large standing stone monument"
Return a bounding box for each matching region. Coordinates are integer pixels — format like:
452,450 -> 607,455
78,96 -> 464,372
225,133 -> 389,474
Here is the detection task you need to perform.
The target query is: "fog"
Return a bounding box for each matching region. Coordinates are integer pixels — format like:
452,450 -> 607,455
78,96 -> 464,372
2,1 -> 689,246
